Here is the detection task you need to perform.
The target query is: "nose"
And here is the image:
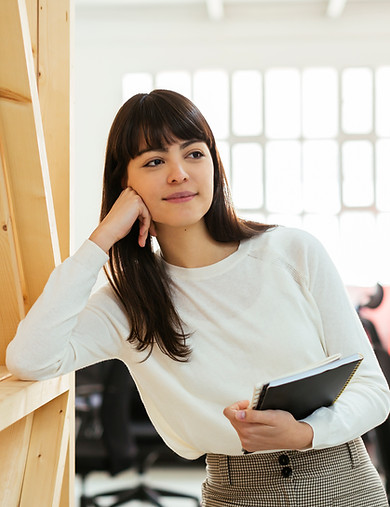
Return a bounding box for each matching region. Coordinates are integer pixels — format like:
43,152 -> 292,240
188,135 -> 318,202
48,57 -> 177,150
167,161 -> 189,184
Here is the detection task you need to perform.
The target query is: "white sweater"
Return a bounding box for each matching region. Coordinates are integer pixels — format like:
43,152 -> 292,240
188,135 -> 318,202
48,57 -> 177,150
6,226 -> 390,459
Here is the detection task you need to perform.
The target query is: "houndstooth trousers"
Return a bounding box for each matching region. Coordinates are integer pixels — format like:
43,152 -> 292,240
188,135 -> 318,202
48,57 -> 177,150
201,437 -> 388,506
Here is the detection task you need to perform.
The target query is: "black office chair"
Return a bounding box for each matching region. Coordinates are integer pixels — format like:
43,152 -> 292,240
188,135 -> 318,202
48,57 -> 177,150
75,359 -> 202,507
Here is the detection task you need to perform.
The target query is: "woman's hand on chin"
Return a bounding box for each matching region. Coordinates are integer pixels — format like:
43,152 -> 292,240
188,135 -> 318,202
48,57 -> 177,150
89,187 -> 156,253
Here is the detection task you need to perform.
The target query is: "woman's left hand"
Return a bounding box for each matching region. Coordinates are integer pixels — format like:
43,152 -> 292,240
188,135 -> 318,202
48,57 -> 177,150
223,400 -> 314,453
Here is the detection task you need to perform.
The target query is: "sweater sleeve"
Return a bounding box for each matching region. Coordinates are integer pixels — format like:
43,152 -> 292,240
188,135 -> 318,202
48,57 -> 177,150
6,240 -> 128,380
293,230 -> 390,448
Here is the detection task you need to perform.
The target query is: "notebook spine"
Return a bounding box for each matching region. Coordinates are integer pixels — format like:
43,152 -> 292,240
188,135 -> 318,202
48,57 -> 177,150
333,358 -> 363,403
250,386 -> 262,409
254,384 -> 269,410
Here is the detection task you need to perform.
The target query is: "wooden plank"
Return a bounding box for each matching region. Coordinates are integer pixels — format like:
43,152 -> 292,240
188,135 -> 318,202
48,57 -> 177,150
0,2 -> 74,505
0,366 -> 11,381
60,372 -> 75,507
0,414 -> 33,506
24,0 -> 71,260
34,3 -> 74,502
25,0 -> 38,78
0,0 -> 61,313
59,442 -> 72,507
0,374 -> 70,432
20,391 -> 70,507
0,145 -> 25,362
38,0 -> 71,261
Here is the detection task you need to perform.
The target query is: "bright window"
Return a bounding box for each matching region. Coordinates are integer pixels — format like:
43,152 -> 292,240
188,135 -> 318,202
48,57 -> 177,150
232,71 -> 262,136
231,143 -> 263,209
123,66 -> 390,285
342,68 -> 373,134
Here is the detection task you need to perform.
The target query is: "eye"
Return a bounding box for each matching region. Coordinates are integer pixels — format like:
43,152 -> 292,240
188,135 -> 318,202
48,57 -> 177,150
145,158 -> 164,168
187,150 -> 204,159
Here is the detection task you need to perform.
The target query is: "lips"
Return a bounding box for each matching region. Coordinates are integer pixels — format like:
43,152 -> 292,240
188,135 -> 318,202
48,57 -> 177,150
163,191 -> 197,202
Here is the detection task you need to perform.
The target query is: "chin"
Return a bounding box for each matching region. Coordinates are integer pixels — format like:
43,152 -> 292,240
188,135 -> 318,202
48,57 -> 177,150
155,215 -> 207,230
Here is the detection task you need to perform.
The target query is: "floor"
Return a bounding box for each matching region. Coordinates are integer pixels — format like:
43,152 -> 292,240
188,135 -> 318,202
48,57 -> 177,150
75,440 -> 386,507
75,465 -> 206,507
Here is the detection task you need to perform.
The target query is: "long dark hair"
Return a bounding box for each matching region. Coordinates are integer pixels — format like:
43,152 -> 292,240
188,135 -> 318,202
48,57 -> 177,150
101,89 -> 272,361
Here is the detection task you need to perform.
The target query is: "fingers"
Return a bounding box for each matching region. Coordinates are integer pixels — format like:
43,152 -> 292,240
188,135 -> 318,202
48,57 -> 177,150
126,187 -> 154,248
223,400 -> 250,422
242,408 -> 281,424
137,211 -> 153,247
91,187 -> 155,252
224,400 -> 288,424
223,403 -> 312,452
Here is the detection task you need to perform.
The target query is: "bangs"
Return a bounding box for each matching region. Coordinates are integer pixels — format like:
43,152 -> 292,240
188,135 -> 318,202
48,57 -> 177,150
126,91 -> 213,159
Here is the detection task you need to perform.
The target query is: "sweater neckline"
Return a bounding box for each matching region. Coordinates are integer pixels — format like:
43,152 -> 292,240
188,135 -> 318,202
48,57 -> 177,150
160,238 -> 251,281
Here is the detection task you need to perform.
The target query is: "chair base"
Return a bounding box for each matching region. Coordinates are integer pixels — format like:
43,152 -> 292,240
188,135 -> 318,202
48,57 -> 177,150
80,481 -> 201,507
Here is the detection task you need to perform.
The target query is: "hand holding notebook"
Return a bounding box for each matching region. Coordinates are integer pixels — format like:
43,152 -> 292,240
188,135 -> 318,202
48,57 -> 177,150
250,353 -> 363,420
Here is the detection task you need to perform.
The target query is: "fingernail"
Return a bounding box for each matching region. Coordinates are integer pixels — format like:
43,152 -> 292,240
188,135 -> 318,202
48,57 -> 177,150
236,410 -> 246,420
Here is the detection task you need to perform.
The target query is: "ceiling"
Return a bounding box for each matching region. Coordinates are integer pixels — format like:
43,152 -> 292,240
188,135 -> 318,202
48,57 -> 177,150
75,0 -> 390,20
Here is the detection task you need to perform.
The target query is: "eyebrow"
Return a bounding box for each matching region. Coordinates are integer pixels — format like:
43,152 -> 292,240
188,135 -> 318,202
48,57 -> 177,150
137,139 -> 203,157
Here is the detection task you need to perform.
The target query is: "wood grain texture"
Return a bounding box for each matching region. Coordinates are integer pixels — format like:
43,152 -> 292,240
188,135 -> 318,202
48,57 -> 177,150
20,391 -> 70,506
0,1 -> 74,504
38,0 -> 71,261
0,0 -> 61,313
0,374 -> 71,432
0,414 -> 33,506
0,141 -> 25,363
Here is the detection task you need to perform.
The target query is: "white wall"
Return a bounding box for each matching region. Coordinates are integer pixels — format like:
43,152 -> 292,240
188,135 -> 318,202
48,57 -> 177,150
73,1 -> 390,251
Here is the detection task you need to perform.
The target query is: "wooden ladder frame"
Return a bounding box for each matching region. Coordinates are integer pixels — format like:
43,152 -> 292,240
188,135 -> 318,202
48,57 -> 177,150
0,1 -> 74,505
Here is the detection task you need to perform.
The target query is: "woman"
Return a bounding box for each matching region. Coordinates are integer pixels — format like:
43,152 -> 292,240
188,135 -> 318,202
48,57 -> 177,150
6,89 -> 390,506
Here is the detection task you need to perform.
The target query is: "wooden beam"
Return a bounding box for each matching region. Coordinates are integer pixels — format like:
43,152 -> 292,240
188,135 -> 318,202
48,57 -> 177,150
0,414 -> 33,506
0,0 -> 61,312
0,374 -> 70,432
25,0 -> 38,78
35,4 -> 74,502
0,1 -> 74,505
0,144 -> 25,363
20,391 -> 70,507
326,0 -> 348,18
59,372 -> 75,507
38,0 -> 71,261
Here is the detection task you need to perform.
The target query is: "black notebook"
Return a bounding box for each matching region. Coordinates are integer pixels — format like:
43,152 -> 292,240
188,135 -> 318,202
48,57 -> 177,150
250,353 -> 363,420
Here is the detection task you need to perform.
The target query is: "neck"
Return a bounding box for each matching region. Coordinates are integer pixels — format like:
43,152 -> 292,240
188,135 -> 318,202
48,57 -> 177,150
156,221 -> 239,268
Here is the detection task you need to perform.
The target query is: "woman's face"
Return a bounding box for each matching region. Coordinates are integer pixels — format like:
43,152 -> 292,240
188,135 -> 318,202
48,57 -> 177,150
125,138 -> 214,231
